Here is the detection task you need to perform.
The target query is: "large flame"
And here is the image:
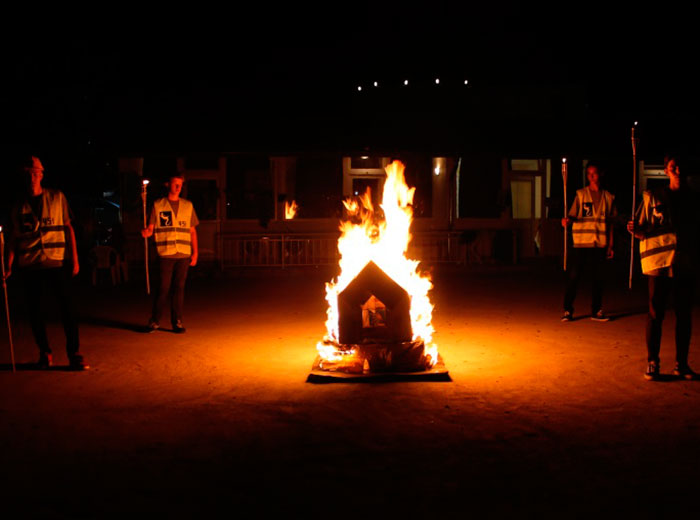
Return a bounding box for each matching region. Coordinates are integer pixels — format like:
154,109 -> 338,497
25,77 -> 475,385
285,200 -> 298,220
317,160 -> 437,365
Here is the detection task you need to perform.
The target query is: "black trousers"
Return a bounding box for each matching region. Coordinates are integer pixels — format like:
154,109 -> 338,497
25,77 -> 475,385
563,247 -> 607,314
151,257 -> 190,325
646,275 -> 694,365
20,268 -> 80,356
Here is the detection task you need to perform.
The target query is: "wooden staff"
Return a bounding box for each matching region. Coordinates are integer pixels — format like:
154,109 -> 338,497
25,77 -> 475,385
142,179 -> 151,295
0,227 -> 16,372
629,122 -> 638,289
562,157 -> 568,271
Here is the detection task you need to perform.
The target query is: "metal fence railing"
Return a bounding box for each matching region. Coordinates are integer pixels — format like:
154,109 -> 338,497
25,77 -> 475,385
125,229 -> 516,269
220,232 -> 466,268
222,234 -> 338,267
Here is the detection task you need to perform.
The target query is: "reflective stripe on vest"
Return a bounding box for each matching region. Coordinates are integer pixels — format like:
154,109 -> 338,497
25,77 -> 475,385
638,191 -> 676,274
153,198 -> 193,256
15,190 -> 67,267
571,188 -> 614,248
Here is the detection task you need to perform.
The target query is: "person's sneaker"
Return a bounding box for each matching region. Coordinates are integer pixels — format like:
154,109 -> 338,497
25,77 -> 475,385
672,363 -> 697,380
68,354 -> 90,371
561,311 -> 573,322
146,321 -> 159,333
173,320 -> 186,334
644,361 -> 660,381
37,352 -> 53,369
591,310 -> 610,322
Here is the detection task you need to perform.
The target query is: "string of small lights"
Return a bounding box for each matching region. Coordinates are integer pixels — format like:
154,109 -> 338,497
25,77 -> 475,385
356,78 -> 470,92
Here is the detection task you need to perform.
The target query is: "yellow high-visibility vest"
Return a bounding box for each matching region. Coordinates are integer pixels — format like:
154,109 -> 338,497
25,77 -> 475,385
571,187 -> 614,248
14,189 -> 67,267
153,198 -> 194,256
637,190 -> 676,274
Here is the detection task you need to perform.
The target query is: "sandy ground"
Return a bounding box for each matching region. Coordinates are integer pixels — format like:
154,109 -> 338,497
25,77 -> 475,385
1,262 -> 699,517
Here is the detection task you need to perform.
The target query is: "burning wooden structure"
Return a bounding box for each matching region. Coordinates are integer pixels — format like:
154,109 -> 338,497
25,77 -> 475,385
310,161 -> 448,380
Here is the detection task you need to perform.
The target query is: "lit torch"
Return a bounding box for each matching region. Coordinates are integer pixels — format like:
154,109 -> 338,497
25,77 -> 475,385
284,200 -> 298,220
141,179 -> 150,295
629,121 -> 638,289
562,158 -> 568,272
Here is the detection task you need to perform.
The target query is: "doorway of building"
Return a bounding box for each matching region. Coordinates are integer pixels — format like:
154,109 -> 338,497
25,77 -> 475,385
509,169 -> 544,258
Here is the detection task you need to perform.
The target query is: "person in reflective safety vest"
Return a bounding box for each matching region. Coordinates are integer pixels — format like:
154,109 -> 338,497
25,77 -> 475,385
561,162 -> 617,322
628,155 -> 699,381
3,156 -> 88,370
142,173 -> 199,333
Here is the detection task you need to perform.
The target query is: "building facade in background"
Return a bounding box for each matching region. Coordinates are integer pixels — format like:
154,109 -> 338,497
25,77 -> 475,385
117,153 -> 660,270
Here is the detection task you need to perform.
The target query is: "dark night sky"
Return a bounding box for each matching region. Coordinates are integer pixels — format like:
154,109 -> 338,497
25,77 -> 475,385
4,3 -> 699,157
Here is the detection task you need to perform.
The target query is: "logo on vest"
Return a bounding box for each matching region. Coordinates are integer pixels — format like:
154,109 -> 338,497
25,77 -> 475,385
652,204 -> 666,223
179,220 -> 187,227
159,211 -> 173,227
582,202 -> 593,217
42,217 -> 54,226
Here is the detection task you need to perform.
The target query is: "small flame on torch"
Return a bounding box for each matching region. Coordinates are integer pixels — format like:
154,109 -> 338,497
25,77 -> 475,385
285,200 -> 298,220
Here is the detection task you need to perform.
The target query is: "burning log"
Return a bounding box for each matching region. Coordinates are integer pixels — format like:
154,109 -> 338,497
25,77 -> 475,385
315,339 -> 429,374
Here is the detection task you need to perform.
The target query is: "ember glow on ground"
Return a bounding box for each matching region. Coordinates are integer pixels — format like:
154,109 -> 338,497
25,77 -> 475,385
1,264 -> 699,515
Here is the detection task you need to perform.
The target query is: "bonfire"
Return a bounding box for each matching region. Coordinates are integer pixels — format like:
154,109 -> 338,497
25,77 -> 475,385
313,160 -> 443,377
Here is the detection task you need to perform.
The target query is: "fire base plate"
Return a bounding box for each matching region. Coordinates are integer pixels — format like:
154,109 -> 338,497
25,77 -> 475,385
307,354 -> 450,383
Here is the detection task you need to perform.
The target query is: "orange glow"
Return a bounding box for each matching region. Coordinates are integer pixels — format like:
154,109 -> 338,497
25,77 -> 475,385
317,160 -> 437,366
284,200 -> 298,220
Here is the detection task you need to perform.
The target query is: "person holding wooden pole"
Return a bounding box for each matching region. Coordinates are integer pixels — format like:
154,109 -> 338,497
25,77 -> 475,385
561,162 -> 617,322
4,156 -> 88,370
0,226 -> 16,372
627,155 -> 699,381
141,173 -> 199,333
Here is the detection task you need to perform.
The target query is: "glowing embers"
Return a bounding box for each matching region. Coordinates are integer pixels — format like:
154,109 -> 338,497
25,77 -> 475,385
362,295 -> 386,329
